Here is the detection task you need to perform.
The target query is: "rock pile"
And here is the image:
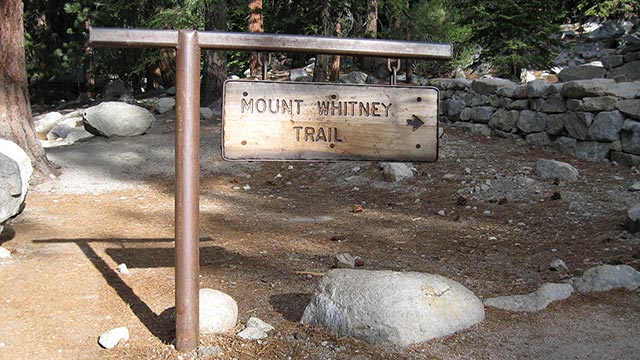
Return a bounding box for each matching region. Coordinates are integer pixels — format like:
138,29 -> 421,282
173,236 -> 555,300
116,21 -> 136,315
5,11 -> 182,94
433,77 -> 640,166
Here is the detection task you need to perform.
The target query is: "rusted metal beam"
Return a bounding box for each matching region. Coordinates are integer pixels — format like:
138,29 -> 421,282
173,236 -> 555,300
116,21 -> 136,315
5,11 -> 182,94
90,28 -> 452,60
174,29 -> 201,352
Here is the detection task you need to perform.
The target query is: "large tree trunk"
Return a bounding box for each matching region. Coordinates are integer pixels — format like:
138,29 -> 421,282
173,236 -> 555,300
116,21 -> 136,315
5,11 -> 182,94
313,3 -> 331,82
202,0 -> 228,105
360,0 -> 378,71
330,22 -> 342,82
0,0 -> 54,179
248,0 -> 264,77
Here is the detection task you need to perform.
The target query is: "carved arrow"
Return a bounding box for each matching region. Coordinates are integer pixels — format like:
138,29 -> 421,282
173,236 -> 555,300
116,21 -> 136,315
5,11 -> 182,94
406,114 -> 425,131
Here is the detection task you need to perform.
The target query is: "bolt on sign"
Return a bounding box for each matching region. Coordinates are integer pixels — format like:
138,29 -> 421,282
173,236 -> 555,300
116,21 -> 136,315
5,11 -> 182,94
222,81 -> 439,162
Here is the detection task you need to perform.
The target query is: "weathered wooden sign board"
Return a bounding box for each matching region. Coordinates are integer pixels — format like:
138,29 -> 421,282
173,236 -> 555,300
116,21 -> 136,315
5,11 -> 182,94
222,80 -> 439,162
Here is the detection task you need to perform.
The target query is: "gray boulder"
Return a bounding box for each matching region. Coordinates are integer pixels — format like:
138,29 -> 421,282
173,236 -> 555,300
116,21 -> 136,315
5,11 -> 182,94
102,79 -> 132,101
620,120 -> 640,155
587,110 -> 625,142
517,110 -> 547,133
605,81 -> 640,99
575,141 -> 610,162
536,159 -> 579,182
564,112 -> 594,140
554,137 -> 578,155
572,265 -> 640,293
289,68 -> 310,81
560,79 -> 616,98
339,71 -> 372,84
0,140 -> 33,232
152,97 -> 175,114
489,109 -> 519,132
471,78 -> 516,95
301,269 -> 485,347
607,60 -> 640,82
616,99 -> 640,120
83,102 -> 155,137
627,202 -> 640,233
557,65 -> 606,82
483,283 -> 574,312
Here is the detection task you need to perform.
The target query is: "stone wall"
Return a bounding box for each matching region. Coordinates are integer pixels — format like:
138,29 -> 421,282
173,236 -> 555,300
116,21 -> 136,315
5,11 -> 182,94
429,77 -> 640,167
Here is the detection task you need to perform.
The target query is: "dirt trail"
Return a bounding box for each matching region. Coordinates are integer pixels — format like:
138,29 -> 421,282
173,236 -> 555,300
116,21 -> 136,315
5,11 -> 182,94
1,114 -> 639,359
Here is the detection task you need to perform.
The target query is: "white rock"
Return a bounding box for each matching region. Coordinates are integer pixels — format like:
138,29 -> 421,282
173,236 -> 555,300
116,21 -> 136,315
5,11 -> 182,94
246,317 -> 274,333
379,162 -> 415,183
98,326 -> 129,349
629,181 -> 640,192
484,283 -> 574,312
0,140 -> 33,226
153,97 -> 175,113
237,326 -> 268,340
0,247 -> 11,259
571,264 -> 640,293
302,269 -> 485,346
335,253 -> 356,268
199,288 -> 238,334
117,263 -> 130,275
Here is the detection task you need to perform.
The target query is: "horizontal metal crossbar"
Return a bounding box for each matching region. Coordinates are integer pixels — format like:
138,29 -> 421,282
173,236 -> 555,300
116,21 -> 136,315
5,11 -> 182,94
90,28 -> 452,60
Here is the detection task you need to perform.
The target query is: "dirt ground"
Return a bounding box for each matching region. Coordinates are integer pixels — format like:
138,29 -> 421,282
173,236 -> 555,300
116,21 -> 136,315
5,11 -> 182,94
1,110 -> 639,359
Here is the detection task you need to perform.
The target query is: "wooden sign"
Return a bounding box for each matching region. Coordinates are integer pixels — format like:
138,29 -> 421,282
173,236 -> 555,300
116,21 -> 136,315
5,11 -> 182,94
222,80 -> 439,162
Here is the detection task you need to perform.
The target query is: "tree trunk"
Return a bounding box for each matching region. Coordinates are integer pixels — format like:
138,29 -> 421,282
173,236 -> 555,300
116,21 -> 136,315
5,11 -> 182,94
202,0 -> 228,105
360,0 -> 378,71
330,22 -> 342,82
248,0 -> 264,77
0,0 -> 53,179
313,3 -> 331,82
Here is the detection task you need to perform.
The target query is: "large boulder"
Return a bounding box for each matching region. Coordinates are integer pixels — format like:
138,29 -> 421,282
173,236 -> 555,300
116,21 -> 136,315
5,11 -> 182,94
536,159 -> 579,182
560,79 -> 616,98
301,269 -> 485,347
571,265 -> 640,293
0,140 -> 33,233
557,65 -> 606,82
83,102 -> 155,137
621,120 -> 640,155
471,78 -> 516,95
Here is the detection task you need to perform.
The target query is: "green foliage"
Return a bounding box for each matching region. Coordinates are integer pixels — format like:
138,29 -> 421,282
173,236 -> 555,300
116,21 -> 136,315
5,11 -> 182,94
576,0 -> 639,20
456,0 -> 565,79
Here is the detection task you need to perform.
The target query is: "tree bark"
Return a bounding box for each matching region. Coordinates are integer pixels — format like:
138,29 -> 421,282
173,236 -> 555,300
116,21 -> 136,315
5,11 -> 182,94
330,22 -> 342,82
202,0 -> 228,105
0,0 -> 53,179
360,0 -> 378,71
248,0 -> 264,77
313,3 -> 331,82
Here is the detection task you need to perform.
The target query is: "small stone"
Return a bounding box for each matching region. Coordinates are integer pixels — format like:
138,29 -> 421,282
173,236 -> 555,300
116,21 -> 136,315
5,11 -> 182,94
549,258 -> 569,271
237,326 -> 268,340
98,327 -> 129,349
197,346 -> 222,357
243,184 -> 251,191
437,210 -> 446,216
246,317 -> 274,333
629,181 -> 640,192
336,253 -> 356,268
484,283 -> 574,312
117,263 -> 130,275
483,210 -> 492,215
0,247 -> 11,259
199,289 -> 238,334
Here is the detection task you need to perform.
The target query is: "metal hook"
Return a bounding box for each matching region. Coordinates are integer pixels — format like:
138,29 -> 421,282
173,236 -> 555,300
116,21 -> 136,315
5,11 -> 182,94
257,53 -> 271,80
387,58 -> 400,85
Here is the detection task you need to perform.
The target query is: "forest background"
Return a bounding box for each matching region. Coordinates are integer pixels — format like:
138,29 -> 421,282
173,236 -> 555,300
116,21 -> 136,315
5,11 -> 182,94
22,0 -> 639,107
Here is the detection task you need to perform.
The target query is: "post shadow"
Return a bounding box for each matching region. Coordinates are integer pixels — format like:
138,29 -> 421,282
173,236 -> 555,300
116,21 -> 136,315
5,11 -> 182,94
34,238 -> 180,344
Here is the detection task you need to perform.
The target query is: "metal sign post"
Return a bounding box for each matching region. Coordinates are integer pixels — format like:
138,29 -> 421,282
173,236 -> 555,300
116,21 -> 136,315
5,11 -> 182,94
89,27 -> 451,352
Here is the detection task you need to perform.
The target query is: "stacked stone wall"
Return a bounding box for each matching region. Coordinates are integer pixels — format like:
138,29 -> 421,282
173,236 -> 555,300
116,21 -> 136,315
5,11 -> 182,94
430,77 -> 640,167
